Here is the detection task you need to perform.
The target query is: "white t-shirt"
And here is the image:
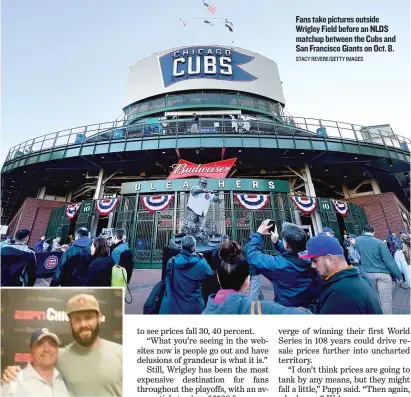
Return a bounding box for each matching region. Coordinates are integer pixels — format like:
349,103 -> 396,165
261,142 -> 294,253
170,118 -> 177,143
187,191 -> 216,216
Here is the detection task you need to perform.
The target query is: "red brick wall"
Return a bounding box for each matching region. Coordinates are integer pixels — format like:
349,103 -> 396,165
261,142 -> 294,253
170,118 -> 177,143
6,198 -> 67,246
347,193 -> 408,240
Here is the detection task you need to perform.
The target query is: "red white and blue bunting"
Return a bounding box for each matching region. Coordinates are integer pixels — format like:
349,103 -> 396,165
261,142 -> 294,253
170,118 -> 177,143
66,204 -> 80,220
95,198 -> 119,216
234,194 -> 269,210
290,196 -> 318,215
141,195 -> 174,214
331,200 -> 349,216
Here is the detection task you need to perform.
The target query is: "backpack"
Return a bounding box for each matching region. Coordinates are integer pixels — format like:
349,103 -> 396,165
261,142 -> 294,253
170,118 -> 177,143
143,257 -> 175,314
111,265 -> 132,304
250,301 -> 262,315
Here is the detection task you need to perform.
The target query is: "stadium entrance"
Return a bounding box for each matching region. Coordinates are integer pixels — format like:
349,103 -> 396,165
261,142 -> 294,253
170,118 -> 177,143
45,175 -> 368,268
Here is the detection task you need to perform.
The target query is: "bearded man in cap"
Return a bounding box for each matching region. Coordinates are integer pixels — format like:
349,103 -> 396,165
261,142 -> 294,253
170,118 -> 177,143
2,293 -> 123,396
301,234 -> 382,314
1,328 -> 71,397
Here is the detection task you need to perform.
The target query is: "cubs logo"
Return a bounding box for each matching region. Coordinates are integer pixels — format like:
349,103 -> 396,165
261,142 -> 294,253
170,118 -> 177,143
44,255 -> 58,270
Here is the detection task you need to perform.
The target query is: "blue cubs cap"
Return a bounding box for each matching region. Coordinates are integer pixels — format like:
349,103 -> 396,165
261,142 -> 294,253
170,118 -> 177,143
322,227 -> 334,234
348,234 -> 357,239
30,328 -> 60,347
400,230 -> 408,234
300,234 -> 344,259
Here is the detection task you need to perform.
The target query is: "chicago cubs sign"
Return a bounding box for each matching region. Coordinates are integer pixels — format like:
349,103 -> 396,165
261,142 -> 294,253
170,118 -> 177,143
44,255 -> 59,270
159,46 -> 257,87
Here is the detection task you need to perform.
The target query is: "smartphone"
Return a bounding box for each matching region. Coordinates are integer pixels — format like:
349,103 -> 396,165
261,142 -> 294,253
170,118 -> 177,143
266,219 -> 276,233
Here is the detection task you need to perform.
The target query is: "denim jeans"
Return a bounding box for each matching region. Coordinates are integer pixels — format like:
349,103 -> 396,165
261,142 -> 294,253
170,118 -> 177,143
250,274 -> 265,301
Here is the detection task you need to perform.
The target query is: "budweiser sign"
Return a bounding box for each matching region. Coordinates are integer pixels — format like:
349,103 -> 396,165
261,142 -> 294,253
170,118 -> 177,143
167,158 -> 237,180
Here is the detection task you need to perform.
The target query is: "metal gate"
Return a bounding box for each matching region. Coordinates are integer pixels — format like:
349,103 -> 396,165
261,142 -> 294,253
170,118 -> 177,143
75,200 -> 95,231
317,198 -> 342,241
317,198 -> 368,240
133,203 -> 174,268
345,203 -> 368,235
129,192 -> 295,268
45,206 -> 70,243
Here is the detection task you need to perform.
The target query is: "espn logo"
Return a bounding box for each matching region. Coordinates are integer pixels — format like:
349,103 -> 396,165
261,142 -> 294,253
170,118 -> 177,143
14,310 -> 46,320
14,353 -> 32,363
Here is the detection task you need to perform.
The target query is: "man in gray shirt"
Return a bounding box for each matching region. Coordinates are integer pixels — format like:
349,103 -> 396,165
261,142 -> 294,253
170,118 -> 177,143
355,225 -> 402,314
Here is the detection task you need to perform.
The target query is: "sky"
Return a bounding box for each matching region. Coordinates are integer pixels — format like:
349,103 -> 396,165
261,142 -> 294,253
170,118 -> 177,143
1,0 -> 410,164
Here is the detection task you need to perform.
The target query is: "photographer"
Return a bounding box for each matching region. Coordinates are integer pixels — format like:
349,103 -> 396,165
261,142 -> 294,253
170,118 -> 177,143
246,221 -> 322,310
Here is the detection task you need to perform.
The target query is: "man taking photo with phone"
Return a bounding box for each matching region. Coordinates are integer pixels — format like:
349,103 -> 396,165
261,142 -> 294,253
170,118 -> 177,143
246,220 -> 322,311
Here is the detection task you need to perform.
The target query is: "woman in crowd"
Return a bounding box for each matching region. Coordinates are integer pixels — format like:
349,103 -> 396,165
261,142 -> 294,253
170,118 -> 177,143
203,240 -> 311,315
86,237 -> 115,286
394,234 -> 410,288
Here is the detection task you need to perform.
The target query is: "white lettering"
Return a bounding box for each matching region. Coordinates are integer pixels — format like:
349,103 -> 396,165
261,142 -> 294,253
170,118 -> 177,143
218,180 -> 225,188
268,181 -> 275,190
236,180 -> 242,188
182,49 -> 189,56
171,163 -> 232,175
174,51 -> 180,57
220,57 -> 232,75
46,308 -> 69,322
46,308 -> 105,322
150,183 -> 155,190
216,49 -> 222,55
225,49 -> 231,56
182,181 -> 190,189
198,48 -> 204,55
188,56 -> 200,75
252,181 -> 259,189
134,183 -> 141,191
166,181 -> 172,189
207,49 -> 213,55
173,58 -> 185,76
204,56 -> 216,74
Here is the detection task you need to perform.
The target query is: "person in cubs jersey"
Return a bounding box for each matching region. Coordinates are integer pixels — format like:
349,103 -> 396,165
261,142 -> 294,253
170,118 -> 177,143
187,178 -> 221,242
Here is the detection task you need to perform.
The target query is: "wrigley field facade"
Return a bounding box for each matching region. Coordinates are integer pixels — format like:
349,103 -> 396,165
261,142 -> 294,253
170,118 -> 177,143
1,45 -> 409,268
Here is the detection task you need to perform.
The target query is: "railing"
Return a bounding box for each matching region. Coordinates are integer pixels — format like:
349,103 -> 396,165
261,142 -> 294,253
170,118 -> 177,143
4,115 -> 410,163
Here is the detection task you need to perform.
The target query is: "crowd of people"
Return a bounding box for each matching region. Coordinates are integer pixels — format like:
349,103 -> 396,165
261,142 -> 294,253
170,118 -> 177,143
159,221 -> 410,315
1,220 -> 409,315
1,227 -> 133,289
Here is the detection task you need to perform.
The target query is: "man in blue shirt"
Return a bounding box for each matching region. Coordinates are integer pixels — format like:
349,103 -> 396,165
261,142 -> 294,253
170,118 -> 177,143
246,221 -> 322,310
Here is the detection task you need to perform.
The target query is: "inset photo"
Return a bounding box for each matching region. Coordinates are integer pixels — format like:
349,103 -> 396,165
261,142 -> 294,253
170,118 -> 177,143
1,288 -> 123,397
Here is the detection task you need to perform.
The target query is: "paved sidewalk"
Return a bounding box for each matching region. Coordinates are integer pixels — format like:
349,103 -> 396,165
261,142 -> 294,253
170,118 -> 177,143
125,269 -> 410,315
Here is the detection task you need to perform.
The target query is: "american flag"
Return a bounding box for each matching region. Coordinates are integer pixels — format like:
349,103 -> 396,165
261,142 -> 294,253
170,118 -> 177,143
203,2 -> 217,15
